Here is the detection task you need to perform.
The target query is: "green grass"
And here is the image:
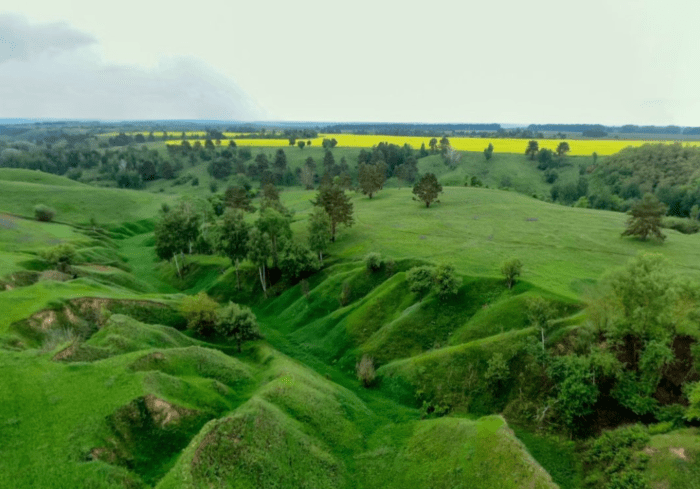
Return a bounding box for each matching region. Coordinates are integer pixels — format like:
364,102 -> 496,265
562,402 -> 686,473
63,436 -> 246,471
281,186 -> 700,299
645,428 -> 700,488
0,178 -> 173,226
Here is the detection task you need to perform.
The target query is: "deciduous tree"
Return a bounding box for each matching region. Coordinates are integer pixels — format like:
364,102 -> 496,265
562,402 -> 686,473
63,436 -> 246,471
526,140 -> 539,160
311,183 -> 354,242
218,209 -> 250,289
412,173 -> 442,208
216,302 -> 260,352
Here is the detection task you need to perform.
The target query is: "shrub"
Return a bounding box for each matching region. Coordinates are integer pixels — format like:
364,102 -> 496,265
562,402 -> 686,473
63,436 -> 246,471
356,355 -> 376,387
406,266 -> 436,301
365,252 -> 382,271
180,292 -> 219,337
662,216 -> 700,234
42,244 -> 76,273
433,264 -> 460,298
216,302 -> 260,352
34,204 -> 56,222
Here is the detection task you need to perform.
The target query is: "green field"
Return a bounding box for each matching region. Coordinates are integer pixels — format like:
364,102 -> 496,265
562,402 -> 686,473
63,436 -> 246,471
1,150 -> 698,488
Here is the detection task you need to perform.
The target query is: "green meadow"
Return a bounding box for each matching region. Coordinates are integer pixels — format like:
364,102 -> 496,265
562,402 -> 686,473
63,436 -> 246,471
1,146 -> 699,489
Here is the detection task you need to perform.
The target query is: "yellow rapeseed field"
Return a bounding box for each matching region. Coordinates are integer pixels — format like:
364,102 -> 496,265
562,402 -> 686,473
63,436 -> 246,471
156,132 -> 700,156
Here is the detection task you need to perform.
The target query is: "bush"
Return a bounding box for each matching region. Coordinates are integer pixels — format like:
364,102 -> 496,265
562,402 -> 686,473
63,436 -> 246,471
216,302 -> 260,352
180,292 -> 219,337
406,266 -> 436,301
365,252 -> 382,271
662,216 -> 700,234
433,263 -> 460,298
356,354 -> 376,387
42,244 -> 76,273
34,204 -> 56,222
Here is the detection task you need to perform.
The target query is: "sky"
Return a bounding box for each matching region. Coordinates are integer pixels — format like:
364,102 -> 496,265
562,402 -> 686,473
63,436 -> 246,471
1,0 -> 699,125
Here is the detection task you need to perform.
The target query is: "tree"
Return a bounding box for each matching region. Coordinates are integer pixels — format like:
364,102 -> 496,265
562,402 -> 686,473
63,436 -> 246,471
406,266 -> 436,301
439,136 -> 450,155
297,140 -> 306,150
218,209 -> 250,289
308,207 -> 331,264
358,163 -> 384,199
412,173 -> 442,208
537,148 -> 554,170
256,207 -> 292,268
154,201 -> 201,277
224,186 -> 254,212
433,264 -> 460,298
526,140 -> 539,160
279,241 -> 319,280
527,297 -> 556,350
356,355 -> 376,387
311,183 -> 354,242
180,292 -> 219,337
429,138 -> 438,154
556,141 -> 570,161
622,193 -> 667,241
483,143 -> 494,161
247,227 -> 271,297
500,258 -> 523,289
216,302 -> 260,352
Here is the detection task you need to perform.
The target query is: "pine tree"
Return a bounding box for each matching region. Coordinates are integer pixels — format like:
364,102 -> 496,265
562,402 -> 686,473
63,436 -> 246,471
622,193 -> 667,241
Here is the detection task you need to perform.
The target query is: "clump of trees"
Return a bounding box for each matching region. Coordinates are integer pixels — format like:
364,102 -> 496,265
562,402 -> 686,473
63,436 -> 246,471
180,292 -> 259,351
406,264 -> 460,300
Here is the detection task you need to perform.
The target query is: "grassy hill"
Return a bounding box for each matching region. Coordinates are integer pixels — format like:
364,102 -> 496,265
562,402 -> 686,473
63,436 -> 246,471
1,164 -> 698,488
279,186 -> 700,299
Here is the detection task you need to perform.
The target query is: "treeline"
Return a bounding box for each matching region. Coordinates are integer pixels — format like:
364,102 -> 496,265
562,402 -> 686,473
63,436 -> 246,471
592,143 -> 700,218
527,123 -> 700,136
321,123 -> 501,136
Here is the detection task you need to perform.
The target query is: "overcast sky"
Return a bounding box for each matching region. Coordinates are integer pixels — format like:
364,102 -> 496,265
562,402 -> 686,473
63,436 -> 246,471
1,0 -> 699,125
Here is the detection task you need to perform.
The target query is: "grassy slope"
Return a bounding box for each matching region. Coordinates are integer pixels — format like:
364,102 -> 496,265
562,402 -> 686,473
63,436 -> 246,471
280,186 -> 700,299
0,176 -> 173,226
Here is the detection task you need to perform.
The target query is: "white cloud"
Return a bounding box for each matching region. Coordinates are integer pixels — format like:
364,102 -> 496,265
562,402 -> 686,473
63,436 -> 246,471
0,14 -> 266,120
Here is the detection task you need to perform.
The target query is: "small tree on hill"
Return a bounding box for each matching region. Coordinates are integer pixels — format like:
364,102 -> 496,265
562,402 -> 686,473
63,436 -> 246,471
358,163 -> 384,199
621,193 -> 667,241
248,227 -> 271,298
308,207 -> 331,265
500,258 -> 523,289
526,140 -> 539,160
181,292 -> 219,337
556,141 -> 570,162
433,264 -> 460,298
412,173 -> 442,208
527,297 -> 556,350
483,143 -> 494,161
406,265 -> 436,301
216,302 -> 260,352
311,183 -> 354,242
356,354 -> 376,387
218,209 -> 250,290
